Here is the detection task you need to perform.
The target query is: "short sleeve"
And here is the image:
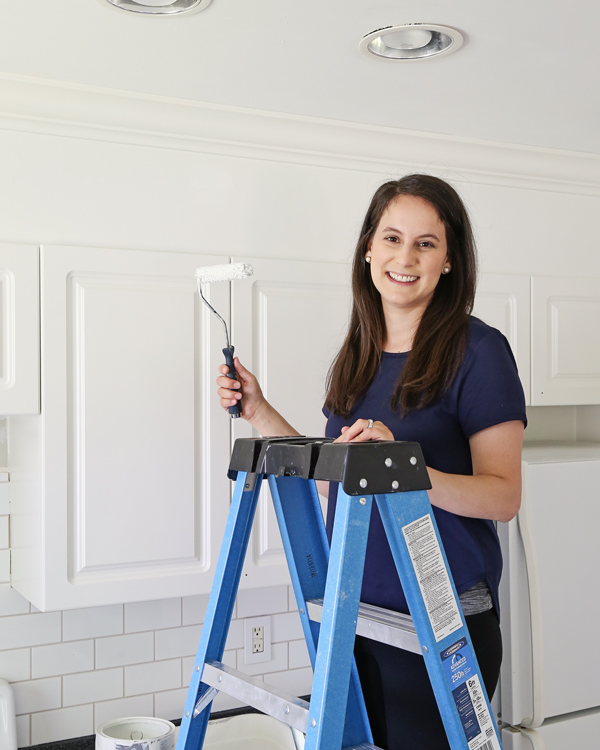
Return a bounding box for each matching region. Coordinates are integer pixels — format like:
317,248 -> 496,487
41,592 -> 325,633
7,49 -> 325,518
455,327 -> 527,438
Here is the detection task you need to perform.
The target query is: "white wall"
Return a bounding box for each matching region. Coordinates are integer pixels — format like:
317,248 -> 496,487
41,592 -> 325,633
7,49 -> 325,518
1,75 -> 600,746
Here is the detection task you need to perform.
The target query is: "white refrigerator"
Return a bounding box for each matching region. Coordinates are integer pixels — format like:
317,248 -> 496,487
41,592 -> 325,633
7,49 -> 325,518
498,442 -> 600,748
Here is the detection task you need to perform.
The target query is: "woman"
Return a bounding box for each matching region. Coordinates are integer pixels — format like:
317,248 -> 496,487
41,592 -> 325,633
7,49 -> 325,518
216,174 -> 526,749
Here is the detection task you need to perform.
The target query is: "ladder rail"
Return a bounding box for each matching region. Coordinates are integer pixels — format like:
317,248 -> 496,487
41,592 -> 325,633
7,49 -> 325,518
176,472 -> 263,750
268,475 -> 374,749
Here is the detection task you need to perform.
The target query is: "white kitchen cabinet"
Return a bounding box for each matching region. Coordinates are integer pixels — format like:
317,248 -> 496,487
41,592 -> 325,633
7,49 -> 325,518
231,256 -> 352,589
0,243 -> 40,415
9,245 -> 231,611
531,276 -> 600,405
474,273 -> 531,404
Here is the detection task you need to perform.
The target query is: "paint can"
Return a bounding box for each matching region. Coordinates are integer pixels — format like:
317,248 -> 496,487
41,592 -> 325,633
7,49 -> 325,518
96,717 -> 176,750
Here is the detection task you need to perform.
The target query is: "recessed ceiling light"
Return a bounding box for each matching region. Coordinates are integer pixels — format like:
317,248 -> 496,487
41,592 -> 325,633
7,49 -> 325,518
99,0 -> 212,15
359,24 -> 464,61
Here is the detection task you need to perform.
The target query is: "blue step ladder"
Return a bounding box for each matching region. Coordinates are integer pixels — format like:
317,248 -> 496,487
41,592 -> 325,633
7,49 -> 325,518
175,437 -> 503,750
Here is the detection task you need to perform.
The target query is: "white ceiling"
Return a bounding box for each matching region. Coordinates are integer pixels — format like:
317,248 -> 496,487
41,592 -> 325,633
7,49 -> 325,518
0,0 -> 598,155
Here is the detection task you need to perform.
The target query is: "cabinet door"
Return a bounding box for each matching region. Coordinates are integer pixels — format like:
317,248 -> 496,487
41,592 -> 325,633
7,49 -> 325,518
231,257 -> 351,589
10,245 -> 230,610
474,273 -> 531,405
0,243 -> 39,415
532,276 -> 600,405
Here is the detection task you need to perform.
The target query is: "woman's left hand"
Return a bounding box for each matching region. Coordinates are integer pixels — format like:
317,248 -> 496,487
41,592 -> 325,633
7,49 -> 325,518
334,418 -> 394,443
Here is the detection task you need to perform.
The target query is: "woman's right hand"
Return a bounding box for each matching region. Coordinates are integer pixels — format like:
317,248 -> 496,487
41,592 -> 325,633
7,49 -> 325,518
216,357 -> 265,423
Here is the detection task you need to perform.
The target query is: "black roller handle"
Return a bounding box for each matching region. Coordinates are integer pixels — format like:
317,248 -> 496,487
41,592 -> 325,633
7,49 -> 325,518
223,346 -> 242,418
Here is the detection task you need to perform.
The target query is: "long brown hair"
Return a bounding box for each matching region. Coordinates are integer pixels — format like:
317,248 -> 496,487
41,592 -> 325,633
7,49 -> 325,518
325,174 -> 477,417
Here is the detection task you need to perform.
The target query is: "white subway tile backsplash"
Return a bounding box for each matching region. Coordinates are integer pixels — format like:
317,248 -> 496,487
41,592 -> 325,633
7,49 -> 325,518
272,611 -> 304,643
155,624 -> 201,661
31,704 -> 94,745
237,641 -> 288,677
0,584 -> 310,747
16,713 -> 30,748
0,485 -> 8,515
264,666 -> 313,699
32,640 -> 94,679
0,612 -> 61,650
0,583 -> 30,616
125,659 -> 181,697
154,687 -> 188,722
0,647 -> 30,682
181,647 -> 236,686
94,693 -> 154,730
125,598 -> 181,633
63,668 -> 124,707
13,677 -> 61,714
225,618 -> 243,651
96,631 -> 154,669
288,639 -> 311,670
0,515 -> 8,547
182,594 -> 210,626
0,549 -> 10,583
63,604 -> 123,642
236,585 -> 288,619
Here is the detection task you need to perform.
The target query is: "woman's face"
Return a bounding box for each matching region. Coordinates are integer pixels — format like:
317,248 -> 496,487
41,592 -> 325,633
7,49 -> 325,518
366,194 -> 449,317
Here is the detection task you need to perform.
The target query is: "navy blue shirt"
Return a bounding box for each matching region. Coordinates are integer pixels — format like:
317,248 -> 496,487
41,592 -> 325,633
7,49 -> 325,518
323,317 -> 527,617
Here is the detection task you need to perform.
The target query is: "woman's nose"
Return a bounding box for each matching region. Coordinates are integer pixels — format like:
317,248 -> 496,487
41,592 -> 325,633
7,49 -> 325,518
395,244 -> 415,266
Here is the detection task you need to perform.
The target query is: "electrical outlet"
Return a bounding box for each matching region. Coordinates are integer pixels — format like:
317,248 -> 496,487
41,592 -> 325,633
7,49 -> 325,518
251,625 -> 264,653
244,616 -> 271,664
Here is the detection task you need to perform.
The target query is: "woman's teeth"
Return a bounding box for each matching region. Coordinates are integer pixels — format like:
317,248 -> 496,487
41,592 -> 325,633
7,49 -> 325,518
387,271 -> 418,282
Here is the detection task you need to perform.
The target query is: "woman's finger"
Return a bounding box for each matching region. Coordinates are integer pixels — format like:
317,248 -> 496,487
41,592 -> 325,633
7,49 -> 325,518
334,419 -> 393,443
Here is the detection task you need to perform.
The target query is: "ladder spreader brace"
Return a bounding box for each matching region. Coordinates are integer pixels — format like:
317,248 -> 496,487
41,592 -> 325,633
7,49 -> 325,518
176,437 -> 503,750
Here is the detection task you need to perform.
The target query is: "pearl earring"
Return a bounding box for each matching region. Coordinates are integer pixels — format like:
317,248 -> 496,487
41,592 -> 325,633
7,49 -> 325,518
366,255 -> 372,263
443,266 -> 450,274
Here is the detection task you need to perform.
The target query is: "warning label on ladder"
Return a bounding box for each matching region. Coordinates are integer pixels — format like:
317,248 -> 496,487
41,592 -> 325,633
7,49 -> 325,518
441,639 -> 501,750
402,514 -> 462,643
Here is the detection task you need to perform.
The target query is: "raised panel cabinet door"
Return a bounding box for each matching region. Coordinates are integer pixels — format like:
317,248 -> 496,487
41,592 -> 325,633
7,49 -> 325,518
0,243 -> 39,415
473,273 -> 531,405
231,256 -> 352,589
532,276 -> 600,405
9,245 -> 231,610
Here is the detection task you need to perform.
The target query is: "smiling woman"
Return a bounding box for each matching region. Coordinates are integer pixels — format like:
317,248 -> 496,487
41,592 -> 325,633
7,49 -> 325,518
215,174 -> 526,750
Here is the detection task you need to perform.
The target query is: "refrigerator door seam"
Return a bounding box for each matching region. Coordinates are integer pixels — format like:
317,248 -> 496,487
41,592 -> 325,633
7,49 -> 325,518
517,467 -> 546,729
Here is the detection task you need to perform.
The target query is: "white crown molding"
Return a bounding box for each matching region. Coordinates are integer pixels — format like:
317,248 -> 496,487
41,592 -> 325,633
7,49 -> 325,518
0,72 -> 599,196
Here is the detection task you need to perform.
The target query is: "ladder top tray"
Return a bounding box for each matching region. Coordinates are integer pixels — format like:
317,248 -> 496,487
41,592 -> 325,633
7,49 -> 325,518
227,437 -> 431,495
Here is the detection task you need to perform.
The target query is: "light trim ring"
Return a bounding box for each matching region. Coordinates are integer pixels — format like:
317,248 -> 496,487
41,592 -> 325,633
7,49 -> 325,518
99,0 -> 212,15
359,24 -> 464,61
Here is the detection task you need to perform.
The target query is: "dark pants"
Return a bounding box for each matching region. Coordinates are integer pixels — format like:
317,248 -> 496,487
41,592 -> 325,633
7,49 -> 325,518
353,608 -> 502,750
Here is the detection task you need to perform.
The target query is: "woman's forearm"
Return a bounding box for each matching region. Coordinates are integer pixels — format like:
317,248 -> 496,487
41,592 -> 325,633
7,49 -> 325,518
249,399 -> 301,438
426,467 -> 521,523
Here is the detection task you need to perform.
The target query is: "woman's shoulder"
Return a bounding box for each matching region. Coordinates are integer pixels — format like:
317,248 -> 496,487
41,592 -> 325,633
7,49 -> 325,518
465,316 -> 513,357
466,315 -> 504,343
460,316 -> 519,377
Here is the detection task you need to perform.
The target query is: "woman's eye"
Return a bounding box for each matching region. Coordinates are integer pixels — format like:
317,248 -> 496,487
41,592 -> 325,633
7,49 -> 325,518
385,235 -> 399,243
418,241 -> 434,248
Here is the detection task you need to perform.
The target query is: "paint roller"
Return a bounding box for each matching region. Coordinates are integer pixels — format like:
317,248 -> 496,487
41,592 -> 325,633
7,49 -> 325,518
195,262 -> 253,418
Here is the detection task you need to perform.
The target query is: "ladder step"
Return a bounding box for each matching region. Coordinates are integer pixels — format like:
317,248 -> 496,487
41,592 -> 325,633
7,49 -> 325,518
343,744 -> 384,749
200,660 -> 310,733
306,599 -> 421,655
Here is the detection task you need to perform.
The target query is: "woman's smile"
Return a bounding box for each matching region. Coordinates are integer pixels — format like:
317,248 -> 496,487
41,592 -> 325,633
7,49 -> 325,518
386,271 -> 419,284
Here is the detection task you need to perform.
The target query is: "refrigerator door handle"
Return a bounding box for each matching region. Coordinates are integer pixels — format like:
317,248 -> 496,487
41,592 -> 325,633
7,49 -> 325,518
517,475 -> 545,729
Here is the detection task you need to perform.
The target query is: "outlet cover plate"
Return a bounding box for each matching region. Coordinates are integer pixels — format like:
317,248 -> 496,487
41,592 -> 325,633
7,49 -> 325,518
244,616 -> 272,664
